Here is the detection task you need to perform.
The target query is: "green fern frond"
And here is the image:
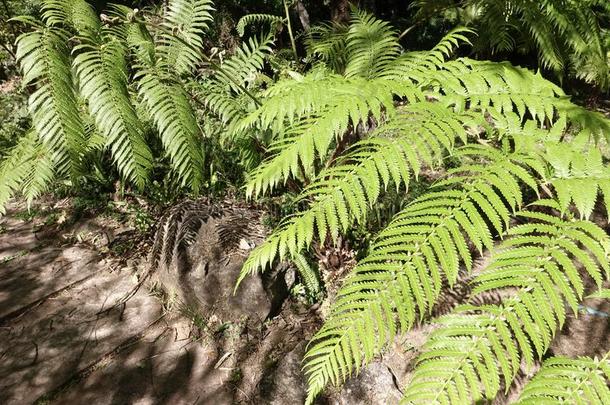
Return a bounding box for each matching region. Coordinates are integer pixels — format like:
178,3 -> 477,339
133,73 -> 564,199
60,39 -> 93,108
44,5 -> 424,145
293,253 -> 322,296
402,213 -> 610,404
135,69 -> 205,193
544,144 -> 610,219
236,13 -> 284,37
73,36 -> 153,189
157,0 -> 214,75
0,131 -> 54,215
15,24 -> 86,176
238,74 -> 422,198
344,10 -> 401,79
237,103 -> 473,286
306,21 -> 349,73
516,354 -> 610,404
40,0 -> 100,36
212,33 -> 274,94
303,145 -> 539,404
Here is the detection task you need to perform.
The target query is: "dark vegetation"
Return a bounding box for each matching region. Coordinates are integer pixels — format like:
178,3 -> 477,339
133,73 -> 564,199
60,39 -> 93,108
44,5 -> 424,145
0,0 -> 609,403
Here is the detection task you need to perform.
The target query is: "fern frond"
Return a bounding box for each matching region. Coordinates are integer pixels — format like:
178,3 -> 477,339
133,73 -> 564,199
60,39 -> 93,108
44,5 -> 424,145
544,144 -> 610,219
0,131 -> 54,215
212,33 -> 274,94
516,354 -> 610,404
135,69 -> 205,192
73,36 -> 153,189
40,0 -> 100,36
236,13 -> 284,37
238,74 -> 422,198
303,145 -> 539,403
402,213 -> 610,404
157,0 -> 214,75
344,10 -> 401,79
237,103 -> 473,285
306,22 -> 349,73
15,24 -> 86,176
293,253 -> 322,296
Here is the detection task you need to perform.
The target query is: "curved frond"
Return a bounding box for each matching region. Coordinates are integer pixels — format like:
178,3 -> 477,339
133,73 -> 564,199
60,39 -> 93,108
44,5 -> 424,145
236,13 -> 284,37
237,103 -> 474,285
157,0 -> 214,75
135,69 -> 205,192
0,131 -> 54,215
344,10 -> 401,79
73,36 -> 153,188
303,145 -> 540,403
516,354 -> 610,404
40,0 -> 100,36
402,213 -> 610,404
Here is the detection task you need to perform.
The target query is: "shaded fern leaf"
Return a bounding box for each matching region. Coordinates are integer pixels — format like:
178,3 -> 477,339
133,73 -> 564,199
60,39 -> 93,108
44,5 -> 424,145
517,353 -> 610,404
73,36 -> 153,189
15,23 -> 86,176
157,0 -> 214,75
40,0 -> 100,36
402,213 -> 610,404
303,145 -> 540,404
0,131 -> 54,215
236,13 -> 284,37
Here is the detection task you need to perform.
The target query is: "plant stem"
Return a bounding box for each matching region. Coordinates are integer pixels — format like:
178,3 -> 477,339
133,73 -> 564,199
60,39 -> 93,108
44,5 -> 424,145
283,0 -> 298,61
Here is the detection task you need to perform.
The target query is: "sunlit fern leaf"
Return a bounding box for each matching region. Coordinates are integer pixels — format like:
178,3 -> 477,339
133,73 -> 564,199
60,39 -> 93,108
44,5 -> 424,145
344,10 -> 401,79
293,253 -> 322,296
239,75 -> 422,198
0,131 -> 54,215
236,13 -> 284,37
236,103 -> 476,286
402,213 -> 610,404
383,27 -> 474,81
515,354 -> 610,405
40,0 -> 100,36
135,69 -> 205,193
73,36 -> 153,189
15,23 -> 86,176
544,144 -> 610,219
303,145 -> 540,404
157,0 -> 214,75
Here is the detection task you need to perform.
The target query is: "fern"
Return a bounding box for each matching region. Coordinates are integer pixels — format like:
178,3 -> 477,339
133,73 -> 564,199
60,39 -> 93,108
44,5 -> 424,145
402,211 -> 610,404
14,21 -> 86,176
516,353 -> 610,404
237,103 -> 476,285
236,13 -> 284,37
416,0 -> 610,88
303,145 -> 541,403
73,35 -> 154,189
157,0 -> 214,75
0,131 -> 54,214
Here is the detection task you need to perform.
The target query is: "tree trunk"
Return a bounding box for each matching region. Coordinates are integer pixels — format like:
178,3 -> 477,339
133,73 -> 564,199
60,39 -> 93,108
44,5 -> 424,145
295,0 -> 310,31
330,0 -> 351,23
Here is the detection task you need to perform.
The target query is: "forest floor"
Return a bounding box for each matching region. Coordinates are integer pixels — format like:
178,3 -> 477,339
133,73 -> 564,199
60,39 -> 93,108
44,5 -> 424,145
0,199 -> 240,404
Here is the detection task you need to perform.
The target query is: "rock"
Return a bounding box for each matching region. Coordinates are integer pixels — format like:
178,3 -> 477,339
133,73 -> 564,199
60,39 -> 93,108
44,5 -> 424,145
152,206 -> 288,327
267,341 -> 307,404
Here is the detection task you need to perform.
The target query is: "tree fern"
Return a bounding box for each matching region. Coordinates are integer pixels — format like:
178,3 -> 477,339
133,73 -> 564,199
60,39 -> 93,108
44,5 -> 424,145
157,0 -> 214,75
402,211 -> 610,404
303,145 -> 541,403
516,353 -> 610,404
